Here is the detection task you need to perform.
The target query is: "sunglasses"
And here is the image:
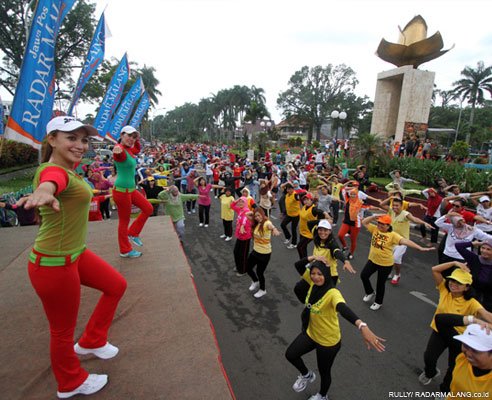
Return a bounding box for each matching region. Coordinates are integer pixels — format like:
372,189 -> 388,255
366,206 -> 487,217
377,222 -> 389,226
448,278 -> 466,285
453,204 -> 462,208
125,133 -> 138,139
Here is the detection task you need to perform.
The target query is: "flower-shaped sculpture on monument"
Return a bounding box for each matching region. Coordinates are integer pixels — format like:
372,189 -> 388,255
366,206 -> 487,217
376,15 -> 454,69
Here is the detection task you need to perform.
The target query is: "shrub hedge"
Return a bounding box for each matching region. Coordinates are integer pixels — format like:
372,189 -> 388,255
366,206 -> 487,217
360,156 -> 492,192
0,140 -> 38,169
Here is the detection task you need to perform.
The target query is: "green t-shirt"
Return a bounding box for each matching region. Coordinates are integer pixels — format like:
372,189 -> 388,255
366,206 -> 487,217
114,149 -> 137,189
34,163 -> 92,255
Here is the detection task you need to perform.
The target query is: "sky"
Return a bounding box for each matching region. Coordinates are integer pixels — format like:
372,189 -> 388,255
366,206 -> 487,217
4,0 -> 492,123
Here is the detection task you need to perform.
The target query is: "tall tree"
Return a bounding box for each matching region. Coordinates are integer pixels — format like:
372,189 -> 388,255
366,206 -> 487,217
0,0 -> 97,95
452,61 -> 492,143
277,64 -> 359,143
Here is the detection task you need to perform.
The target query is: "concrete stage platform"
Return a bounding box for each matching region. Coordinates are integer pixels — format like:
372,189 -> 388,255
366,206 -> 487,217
0,217 -> 234,400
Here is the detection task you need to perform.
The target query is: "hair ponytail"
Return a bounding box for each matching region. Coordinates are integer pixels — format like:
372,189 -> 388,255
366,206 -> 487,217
41,135 -> 54,163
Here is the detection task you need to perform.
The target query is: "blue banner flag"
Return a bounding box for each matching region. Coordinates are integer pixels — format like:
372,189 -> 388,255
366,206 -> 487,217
107,77 -> 144,141
93,53 -> 130,138
130,92 -> 150,129
60,0 -> 77,21
4,0 -> 75,148
68,12 -> 106,115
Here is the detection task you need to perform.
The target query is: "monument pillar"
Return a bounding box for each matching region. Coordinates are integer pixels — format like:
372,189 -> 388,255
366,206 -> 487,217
370,65 -> 435,142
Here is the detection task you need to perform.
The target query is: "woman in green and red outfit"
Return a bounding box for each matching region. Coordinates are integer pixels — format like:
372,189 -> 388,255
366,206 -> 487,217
19,116 -> 127,398
112,126 -> 153,258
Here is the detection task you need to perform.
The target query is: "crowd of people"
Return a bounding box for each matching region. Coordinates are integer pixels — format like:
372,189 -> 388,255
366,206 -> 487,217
14,116 -> 492,399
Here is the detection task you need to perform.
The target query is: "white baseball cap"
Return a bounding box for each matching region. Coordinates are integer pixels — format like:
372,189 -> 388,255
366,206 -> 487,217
479,195 -> 491,203
121,125 -> 138,135
454,323 -> 492,352
46,116 -> 98,136
318,219 -> 332,230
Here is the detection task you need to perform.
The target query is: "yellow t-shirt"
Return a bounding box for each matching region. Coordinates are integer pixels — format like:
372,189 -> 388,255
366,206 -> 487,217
389,209 -> 411,239
313,246 -> 338,278
367,224 -> 403,266
302,270 -> 345,346
253,220 -> 273,254
331,183 -> 343,199
389,198 -> 409,210
285,192 -> 300,217
299,205 -> 317,238
220,195 -> 235,221
431,281 -> 483,333
448,353 -> 492,400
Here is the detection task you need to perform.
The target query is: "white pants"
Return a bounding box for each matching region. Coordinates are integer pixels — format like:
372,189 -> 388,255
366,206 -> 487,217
393,245 -> 407,265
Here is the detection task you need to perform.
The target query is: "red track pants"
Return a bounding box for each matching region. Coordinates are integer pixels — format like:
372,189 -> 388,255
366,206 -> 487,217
28,249 -> 127,392
337,223 -> 360,255
113,189 -> 153,254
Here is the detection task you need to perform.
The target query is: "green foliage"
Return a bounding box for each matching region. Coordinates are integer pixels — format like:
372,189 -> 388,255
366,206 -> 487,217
450,141 -> 470,159
295,137 -> 303,147
365,156 -> 492,192
0,139 -> 38,168
312,140 -> 320,149
352,133 -> 385,169
276,64 -> 365,143
452,61 -> 492,143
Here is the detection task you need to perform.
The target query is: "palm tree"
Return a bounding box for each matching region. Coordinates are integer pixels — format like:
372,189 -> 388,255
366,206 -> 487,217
352,133 -> 385,168
452,61 -> 492,143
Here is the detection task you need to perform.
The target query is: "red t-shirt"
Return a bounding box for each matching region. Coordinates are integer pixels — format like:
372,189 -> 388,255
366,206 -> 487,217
88,196 -> 105,221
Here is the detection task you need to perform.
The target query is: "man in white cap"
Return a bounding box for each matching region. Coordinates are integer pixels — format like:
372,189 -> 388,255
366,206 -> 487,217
471,194 -> 492,234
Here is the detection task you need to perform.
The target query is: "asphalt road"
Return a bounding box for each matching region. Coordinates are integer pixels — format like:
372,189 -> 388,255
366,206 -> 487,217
182,198 -> 447,400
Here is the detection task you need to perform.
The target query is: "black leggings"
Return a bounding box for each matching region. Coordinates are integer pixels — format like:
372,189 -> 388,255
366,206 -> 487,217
297,235 -> 312,259
246,250 -> 271,290
423,329 -> 461,392
222,219 -> 233,237
281,215 -> 299,245
360,260 -> 392,305
198,204 -> 210,224
420,215 -> 439,243
234,238 -> 250,274
330,201 -> 339,224
100,198 -> 111,219
285,332 -> 341,396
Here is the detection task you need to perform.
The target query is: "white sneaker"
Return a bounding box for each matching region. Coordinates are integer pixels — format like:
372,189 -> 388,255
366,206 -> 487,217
220,234 -> 226,238
199,223 -> 203,227
187,211 -> 191,215
418,368 -> 441,385
254,289 -> 267,298
292,370 -> 316,392
225,236 -> 232,241
57,374 -> 108,398
362,292 -> 375,302
287,243 -> 297,249
204,224 -> 209,227
308,394 -> 328,400
74,342 -> 119,360
370,302 -> 382,311
283,239 -> 290,244
249,281 -> 260,291
192,209 -> 196,213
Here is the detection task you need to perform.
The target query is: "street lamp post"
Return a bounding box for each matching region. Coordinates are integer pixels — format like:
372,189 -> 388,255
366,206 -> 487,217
330,110 -> 347,167
260,120 -> 272,133
330,110 -> 347,140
